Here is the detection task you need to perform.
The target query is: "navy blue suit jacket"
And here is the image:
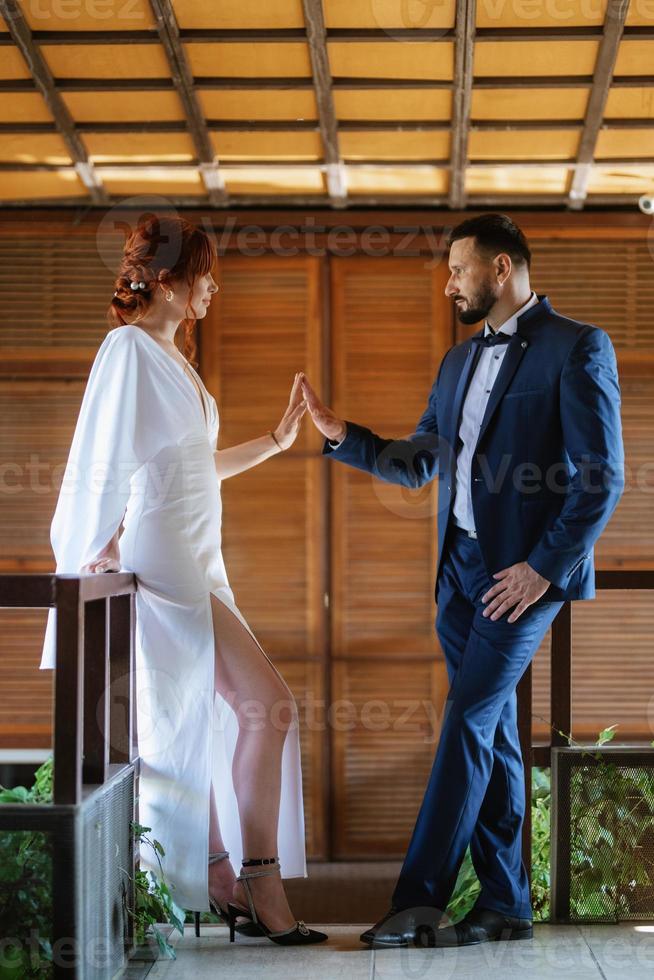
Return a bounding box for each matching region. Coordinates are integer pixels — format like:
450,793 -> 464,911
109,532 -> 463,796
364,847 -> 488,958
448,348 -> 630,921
323,295 -> 625,602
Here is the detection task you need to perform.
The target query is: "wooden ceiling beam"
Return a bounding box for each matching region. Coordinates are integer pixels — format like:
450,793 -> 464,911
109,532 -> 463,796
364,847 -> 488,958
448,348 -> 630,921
449,0 -> 476,210
0,0 -> 107,205
301,0 -> 346,208
4,74 -> 654,93
567,0 -> 631,210
3,74 -> 654,94
147,0 -> 226,206
1,207 -> 649,228
0,194 -> 644,210
4,26 -> 651,45
2,158 -> 651,173
2,119 -> 653,136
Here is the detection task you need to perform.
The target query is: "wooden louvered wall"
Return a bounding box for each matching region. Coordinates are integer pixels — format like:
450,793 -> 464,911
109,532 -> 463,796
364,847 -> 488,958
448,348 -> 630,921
329,257 -> 451,856
0,217 -> 652,861
202,255 -> 328,857
529,239 -> 654,742
0,233 -> 120,365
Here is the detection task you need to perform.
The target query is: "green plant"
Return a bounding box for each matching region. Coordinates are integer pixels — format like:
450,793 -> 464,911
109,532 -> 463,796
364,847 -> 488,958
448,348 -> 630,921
564,726 -> 654,920
0,758 -> 186,971
446,766 -> 552,923
530,766 -> 551,920
448,722 -> 654,925
122,823 -> 186,959
0,757 -> 54,979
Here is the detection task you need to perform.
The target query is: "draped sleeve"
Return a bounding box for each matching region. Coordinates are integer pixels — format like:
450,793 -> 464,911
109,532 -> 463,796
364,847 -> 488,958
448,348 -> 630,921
39,325 -> 178,669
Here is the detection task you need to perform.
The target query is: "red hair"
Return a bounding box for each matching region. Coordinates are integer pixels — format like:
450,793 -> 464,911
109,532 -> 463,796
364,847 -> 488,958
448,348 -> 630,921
108,214 -> 217,368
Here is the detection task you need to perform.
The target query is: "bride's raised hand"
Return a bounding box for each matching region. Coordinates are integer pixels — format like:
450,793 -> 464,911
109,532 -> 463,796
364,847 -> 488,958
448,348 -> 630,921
272,372 -> 308,450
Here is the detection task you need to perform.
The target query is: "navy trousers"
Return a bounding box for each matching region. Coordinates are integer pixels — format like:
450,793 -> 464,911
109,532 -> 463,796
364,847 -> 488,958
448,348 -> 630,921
391,522 -> 564,919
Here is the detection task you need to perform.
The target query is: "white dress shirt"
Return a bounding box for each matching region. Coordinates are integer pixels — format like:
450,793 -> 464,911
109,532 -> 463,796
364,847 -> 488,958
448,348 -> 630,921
451,291 -> 538,532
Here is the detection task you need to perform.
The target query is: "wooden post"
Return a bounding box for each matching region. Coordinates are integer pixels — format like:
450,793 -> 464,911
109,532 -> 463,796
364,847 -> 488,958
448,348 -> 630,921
53,577 -> 83,805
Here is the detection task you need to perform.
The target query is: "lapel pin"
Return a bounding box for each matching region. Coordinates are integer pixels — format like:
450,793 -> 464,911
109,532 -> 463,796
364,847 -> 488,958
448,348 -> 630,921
521,341 -> 528,349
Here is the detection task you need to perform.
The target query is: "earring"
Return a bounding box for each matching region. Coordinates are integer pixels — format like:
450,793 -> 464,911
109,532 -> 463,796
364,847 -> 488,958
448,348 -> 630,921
165,289 -> 173,302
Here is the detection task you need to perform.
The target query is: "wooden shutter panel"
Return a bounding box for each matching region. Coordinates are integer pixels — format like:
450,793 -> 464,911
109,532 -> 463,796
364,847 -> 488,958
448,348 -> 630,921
0,381 -> 83,567
0,224 -> 119,748
530,238 -> 654,741
0,230 -> 119,375
330,257 -> 452,857
203,254 -> 327,857
0,610 -> 52,747
530,239 -> 654,351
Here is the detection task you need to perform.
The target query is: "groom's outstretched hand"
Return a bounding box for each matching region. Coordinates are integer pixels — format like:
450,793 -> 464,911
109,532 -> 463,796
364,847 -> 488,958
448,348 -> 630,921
299,374 -> 347,444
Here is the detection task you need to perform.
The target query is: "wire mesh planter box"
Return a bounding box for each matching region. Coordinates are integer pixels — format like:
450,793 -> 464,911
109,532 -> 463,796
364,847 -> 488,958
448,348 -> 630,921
0,573 -> 139,979
0,763 -> 136,979
551,745 -> 654,923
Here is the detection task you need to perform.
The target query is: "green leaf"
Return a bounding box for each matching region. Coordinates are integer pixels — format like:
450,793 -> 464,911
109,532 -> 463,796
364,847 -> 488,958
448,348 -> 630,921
0,786 -> 29,803
153,926 -> 177,960
597,725 -> 618,746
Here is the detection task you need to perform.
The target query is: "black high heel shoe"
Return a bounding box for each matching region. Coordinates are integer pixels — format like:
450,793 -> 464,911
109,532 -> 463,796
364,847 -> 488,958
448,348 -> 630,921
226,857 -> 328,946
193,850 -> 262,938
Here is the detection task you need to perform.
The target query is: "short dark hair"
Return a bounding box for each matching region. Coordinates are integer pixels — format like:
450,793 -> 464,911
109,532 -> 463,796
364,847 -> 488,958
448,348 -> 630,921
447,213 -> 531,269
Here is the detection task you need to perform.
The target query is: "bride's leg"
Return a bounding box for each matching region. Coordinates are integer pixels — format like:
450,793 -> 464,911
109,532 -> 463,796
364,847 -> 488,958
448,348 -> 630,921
210,594 -> 298,932
207,780 -> 237,903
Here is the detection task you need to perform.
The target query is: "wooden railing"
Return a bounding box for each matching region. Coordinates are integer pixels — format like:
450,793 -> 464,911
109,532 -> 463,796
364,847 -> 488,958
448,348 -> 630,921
0,572 -> 138,803
518,570 -> 654,885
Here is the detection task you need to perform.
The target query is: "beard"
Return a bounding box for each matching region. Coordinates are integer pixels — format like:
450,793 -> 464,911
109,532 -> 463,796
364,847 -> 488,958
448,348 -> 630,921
454,278 -> 498,324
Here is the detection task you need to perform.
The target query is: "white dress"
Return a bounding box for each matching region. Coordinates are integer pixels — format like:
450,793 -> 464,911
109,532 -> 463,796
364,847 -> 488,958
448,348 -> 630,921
39,324 -> 308,910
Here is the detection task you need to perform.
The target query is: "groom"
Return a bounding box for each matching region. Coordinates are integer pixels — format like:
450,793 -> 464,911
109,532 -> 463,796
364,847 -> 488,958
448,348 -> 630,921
300,213 -> 624,947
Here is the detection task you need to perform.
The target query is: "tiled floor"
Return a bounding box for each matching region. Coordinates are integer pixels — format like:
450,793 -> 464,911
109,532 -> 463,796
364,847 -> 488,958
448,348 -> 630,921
124,922 -> 654,980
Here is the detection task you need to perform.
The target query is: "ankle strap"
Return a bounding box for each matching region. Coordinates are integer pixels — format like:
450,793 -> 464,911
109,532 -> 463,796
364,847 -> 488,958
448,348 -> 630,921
242,856 -> 279,867
208,850 -> 229,865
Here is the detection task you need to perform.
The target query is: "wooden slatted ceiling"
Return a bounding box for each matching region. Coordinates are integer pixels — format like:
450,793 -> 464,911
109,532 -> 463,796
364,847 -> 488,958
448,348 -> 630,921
328,42 -> 455,79
1,0 -> 653,205
21,0 -> 157,30
173,0 -> 307,30
323,0 -> 456,28
476,0 -> 609,26
41,44 -> 173,78
474,42 -> 601,77
184,43 -> 313,77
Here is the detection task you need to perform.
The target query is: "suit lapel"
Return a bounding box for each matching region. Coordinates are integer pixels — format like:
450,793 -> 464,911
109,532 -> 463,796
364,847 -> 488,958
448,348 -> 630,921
446,339 -> 483,455
474,332 -> 529,450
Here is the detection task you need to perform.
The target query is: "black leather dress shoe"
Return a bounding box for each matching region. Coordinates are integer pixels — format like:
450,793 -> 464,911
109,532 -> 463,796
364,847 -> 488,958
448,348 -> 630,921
428,906 -> 533,948
360,906 -> 442,947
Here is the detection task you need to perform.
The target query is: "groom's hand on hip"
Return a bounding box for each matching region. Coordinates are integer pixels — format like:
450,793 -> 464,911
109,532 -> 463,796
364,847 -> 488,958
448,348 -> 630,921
299,374 -> 347,443
481,561 -> 551,623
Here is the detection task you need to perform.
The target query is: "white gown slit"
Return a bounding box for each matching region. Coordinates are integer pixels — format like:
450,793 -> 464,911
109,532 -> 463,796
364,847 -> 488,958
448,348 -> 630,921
39,324 -> 308,910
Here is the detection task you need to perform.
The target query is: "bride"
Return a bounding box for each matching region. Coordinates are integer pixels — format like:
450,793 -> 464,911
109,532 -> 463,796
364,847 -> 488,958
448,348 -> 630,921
39,215 -> 327,946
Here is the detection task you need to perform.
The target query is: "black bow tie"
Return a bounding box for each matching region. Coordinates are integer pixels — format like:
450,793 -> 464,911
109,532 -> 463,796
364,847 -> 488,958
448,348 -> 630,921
472,332 -> 512,348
